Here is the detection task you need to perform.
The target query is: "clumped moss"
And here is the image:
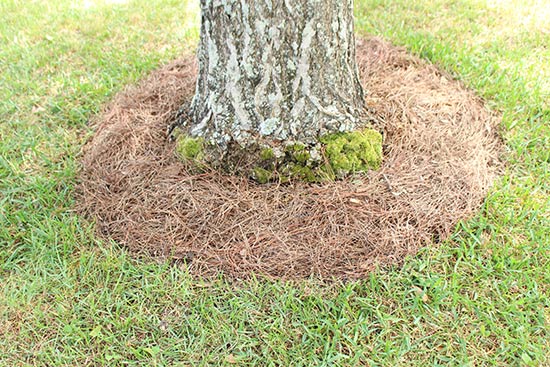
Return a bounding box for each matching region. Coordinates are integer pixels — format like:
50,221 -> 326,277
287,163 -> 318,182
260,148 -> 275,161
176,135 -> 204,161
286,143 -> 310,164
247,128 -> 382,183
252,167 -> 274,184
174,127 -> 382,184
321,128 -> 383,176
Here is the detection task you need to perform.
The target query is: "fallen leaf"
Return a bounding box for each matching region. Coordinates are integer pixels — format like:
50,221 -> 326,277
32,105 -> 45,114
89,325 -> 102,338
225,354 -> 237,364
422,292 -> 430,303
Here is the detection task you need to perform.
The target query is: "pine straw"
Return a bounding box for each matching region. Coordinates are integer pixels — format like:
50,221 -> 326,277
76,37 -> 503,280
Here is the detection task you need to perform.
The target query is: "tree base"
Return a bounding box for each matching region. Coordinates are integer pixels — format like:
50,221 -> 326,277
76,37 -> 504,280
174,127 -> 382,183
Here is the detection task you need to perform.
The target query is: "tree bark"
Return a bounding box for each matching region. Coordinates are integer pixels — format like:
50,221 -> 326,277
173,0 -> 382,181
181,0 -> 366,156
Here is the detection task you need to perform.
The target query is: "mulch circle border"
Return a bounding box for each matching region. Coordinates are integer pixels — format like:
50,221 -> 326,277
76,37 -> 504,280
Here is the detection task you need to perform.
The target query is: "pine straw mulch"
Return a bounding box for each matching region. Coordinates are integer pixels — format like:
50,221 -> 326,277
76,37 -> 504,280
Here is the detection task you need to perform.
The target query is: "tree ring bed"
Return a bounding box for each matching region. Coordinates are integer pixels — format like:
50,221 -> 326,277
76,38 -> 503,280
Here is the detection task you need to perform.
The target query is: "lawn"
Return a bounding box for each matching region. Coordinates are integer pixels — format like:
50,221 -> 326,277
0,0 -> 548,365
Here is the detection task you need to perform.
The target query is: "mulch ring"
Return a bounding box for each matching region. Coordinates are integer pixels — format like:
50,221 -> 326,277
76,37 -> 504,280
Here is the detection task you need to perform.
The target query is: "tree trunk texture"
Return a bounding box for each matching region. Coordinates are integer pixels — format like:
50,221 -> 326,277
179,0 -> 366,168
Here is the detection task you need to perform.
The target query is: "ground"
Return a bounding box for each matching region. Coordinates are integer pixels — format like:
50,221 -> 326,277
77,37 -> 502,279
0,0 -> 549,366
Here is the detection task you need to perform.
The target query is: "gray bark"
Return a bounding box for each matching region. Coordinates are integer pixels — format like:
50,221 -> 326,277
180,0 -> 365,163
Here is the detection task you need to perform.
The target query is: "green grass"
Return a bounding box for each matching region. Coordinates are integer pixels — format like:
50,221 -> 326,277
0,0 -> 548,365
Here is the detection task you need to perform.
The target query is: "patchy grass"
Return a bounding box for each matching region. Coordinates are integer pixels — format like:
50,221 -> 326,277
0,0 -> 548,365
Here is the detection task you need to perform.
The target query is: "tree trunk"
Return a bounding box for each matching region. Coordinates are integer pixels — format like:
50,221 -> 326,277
175,0 -> 382,181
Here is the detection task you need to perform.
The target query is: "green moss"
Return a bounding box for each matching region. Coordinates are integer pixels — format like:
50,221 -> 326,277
252,167 -> 274,184
260,148 -> 275,161
174,129 -> 381,183
276,163 -> 315,183
175,135 -> 204,161
320,128 -> 383,176
248,128 -> 382,183
286,143 -> 310,164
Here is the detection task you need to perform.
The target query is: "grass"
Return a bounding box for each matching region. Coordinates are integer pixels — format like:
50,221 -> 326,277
0,0 -> 548,365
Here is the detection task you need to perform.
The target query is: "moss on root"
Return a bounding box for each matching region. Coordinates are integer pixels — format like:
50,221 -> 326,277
320,128 -> 383,175
174,128 -> 383,183
251,167 -> 274,184
254,128 -> 383,183
175,135 -> 204,161
286,143 -> 310,164
260,148 -> 276,161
